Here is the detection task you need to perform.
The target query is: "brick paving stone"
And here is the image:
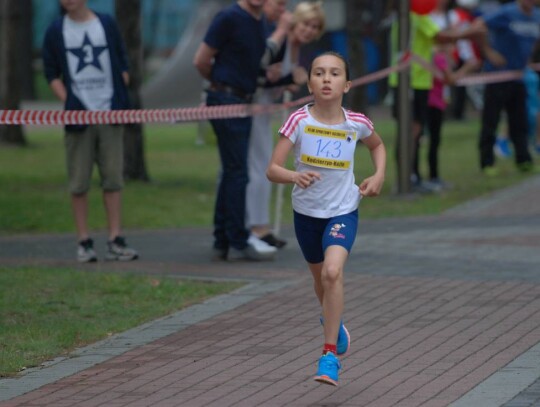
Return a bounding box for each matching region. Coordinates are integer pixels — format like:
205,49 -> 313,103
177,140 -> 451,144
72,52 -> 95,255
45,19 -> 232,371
1,175 -> 540,406
4,276 -> 540,406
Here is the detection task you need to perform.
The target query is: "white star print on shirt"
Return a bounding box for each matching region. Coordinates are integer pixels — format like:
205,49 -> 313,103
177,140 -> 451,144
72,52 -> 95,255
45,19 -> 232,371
67,32 -> 108,74
63,15 -> 113,111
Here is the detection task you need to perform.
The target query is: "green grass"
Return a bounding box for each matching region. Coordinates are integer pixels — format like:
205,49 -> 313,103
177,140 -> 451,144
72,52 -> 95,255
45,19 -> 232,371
0,266 -> 243,377
0,117 -> 534,234
0,123 -> 230,378
356,118 -> 530,217
0,123 -> 221,232
34,73 -> 55,101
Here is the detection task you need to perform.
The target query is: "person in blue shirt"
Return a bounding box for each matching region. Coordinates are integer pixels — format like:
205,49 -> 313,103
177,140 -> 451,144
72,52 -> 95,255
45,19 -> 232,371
467,0 -> 539,174
193,0 -> 277,262
42,0 -> 138,263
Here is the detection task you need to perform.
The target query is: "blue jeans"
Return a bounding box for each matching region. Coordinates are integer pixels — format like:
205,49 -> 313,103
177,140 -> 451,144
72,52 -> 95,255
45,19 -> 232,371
206,90 -> 251,250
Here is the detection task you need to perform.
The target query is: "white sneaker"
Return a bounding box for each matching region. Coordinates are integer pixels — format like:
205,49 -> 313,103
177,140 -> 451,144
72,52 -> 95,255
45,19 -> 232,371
105,236 -> 139,261
227,236 -> 277,261
77,238 -> 97,263
248,235 -> 277,255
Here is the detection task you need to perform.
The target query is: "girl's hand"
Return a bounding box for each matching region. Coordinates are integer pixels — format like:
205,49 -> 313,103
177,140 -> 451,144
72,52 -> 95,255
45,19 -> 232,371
292,171 -> 321,189
359,174 -> 384,197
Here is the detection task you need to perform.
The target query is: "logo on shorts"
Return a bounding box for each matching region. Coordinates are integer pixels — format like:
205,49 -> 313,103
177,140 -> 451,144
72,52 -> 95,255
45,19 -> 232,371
329,223 -> 346,239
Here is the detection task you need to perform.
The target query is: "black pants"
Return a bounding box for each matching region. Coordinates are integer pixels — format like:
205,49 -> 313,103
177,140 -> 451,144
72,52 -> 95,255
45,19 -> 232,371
427,107 -> 444,180
452,60 -> 467,120
480,82 -> 532,168
393,88 -> 429,181
452,86 -> 467,120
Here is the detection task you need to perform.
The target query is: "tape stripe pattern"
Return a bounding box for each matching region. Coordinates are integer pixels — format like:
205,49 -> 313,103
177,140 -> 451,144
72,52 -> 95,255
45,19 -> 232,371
2,54 -> 538,126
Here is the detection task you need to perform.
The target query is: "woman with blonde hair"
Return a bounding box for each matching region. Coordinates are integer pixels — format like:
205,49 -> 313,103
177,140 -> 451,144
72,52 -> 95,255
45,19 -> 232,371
286,1 -> 326,78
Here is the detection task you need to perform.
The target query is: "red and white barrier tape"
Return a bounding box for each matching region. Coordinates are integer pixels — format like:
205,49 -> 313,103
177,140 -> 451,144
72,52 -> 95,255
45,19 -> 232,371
409,53 -> 540,86
0,53 -> 413,126
0,104 -> 252,126
0,53 -> 535,126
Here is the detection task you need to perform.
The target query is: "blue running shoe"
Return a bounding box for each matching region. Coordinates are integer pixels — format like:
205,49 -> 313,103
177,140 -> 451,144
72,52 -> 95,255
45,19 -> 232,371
494,136 -> 511,158
320,317 -> 350,356
314,352 -> 341,386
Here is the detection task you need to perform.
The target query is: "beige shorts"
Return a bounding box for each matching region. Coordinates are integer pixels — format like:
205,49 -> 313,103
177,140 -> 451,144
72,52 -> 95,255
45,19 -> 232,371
65,125 -> 124,194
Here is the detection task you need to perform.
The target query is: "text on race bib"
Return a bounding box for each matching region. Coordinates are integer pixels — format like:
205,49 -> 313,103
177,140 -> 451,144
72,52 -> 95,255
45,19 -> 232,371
300,125 -> 357,170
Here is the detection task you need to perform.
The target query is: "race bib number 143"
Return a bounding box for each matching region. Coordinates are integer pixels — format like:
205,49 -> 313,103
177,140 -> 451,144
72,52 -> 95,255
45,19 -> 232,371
300,125 -> 357,170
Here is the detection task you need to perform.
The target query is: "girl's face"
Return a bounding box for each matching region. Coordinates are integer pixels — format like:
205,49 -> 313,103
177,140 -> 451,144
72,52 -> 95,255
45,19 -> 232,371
292,18 -> 322,45
307,55 -> 351,101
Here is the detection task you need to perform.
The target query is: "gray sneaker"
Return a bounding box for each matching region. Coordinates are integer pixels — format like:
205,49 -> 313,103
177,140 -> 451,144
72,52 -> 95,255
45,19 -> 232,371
105,236 -> 139,261
77,238 -> 97,263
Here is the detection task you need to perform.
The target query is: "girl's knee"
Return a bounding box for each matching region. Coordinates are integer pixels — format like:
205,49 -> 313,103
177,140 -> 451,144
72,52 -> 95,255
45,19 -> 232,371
322,263 -> 343,285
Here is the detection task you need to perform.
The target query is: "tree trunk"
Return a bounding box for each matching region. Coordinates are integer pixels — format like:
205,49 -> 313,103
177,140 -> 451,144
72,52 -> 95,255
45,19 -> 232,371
115,0 -> 150,181
19,0 -> 34,100
0,0 -> 26,146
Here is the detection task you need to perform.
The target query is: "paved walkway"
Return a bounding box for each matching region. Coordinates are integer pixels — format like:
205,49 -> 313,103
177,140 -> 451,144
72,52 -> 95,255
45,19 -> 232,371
1,175 -> 540,407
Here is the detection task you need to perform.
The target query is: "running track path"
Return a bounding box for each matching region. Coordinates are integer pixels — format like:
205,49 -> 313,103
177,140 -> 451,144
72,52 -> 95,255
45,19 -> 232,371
1,175 -> 540,406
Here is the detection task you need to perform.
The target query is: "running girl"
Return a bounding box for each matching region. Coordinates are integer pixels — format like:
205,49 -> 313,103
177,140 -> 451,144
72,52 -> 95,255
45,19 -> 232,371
266,51 -> 386,386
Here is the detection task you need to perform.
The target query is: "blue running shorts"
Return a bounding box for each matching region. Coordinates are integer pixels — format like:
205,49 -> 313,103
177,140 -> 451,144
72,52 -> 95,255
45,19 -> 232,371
293,209 -> 358,264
